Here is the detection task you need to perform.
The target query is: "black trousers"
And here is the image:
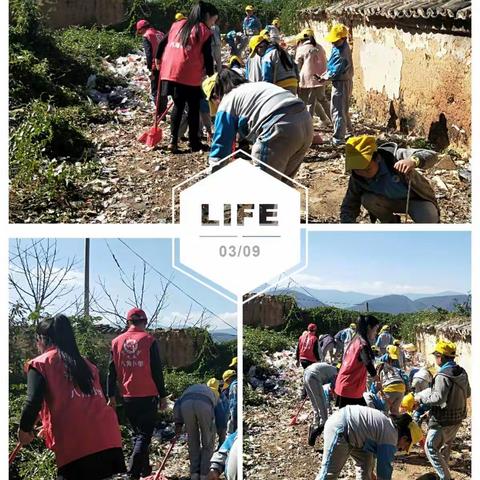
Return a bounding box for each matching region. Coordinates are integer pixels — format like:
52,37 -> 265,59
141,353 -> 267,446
335,394 -> 367,409
124,396 -> 158,479
56,447 -> 126,480
162,80 -> 202,146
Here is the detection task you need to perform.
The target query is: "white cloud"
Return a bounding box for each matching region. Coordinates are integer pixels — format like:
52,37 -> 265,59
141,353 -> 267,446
159,310 -> 237,333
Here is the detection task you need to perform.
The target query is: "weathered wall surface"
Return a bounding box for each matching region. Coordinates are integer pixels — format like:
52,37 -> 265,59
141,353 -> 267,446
308,20 -> 471,149
243,295 -> 295,328
415,319 -> 471,378
37,0 -> 126,28
100,327 -> 209,369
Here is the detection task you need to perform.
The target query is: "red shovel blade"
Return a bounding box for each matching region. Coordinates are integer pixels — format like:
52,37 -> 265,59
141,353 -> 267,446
138,126 -> 163,148
289,415 -> 299,426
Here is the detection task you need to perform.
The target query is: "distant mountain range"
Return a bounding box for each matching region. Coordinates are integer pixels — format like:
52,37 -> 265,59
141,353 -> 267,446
211,329 -> 237,343
267,288 -> 468,314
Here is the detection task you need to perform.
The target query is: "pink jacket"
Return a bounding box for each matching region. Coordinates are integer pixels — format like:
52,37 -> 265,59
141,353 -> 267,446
295,41 -> 327,89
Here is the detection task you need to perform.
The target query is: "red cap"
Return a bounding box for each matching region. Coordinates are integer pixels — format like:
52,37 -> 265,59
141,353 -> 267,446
127,308 -> 147,322
308,323 -> 317,331
136,19 -> 150,32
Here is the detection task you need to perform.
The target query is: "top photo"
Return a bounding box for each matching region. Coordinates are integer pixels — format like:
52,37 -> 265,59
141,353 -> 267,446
9,0 -> 471,224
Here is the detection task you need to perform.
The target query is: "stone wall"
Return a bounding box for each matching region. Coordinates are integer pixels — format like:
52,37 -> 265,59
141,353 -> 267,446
415,319 -> 471,378
99,327 -> 210,369
37,0 -> 126,28
243,294 -> 296,328
306,20 -> 471,150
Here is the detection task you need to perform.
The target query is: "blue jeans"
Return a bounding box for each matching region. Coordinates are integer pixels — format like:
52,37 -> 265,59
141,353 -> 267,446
425,423 -> 461,480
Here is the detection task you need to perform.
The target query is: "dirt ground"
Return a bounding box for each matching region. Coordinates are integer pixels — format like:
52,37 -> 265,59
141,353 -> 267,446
244,350 -> 471,480
56,52 -> 470,225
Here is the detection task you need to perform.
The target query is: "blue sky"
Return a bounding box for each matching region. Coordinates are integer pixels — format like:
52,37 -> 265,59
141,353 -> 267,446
286,231 -> 471,296
9,238 -> 237,332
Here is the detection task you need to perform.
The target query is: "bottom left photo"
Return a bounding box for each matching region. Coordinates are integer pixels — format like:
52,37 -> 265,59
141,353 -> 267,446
8,238 -> 238,480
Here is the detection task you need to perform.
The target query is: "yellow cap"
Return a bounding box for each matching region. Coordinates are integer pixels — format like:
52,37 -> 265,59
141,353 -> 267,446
393,339 -> 401,346
403,343 -> 417,352
296,27 -> 315,42
229,356 -> 238,367
407,422 -> 424,453
401,393 -> 415,413
345,135 -> 377,171
380,324 -> 390,332
202,74 -> 218,101
207,378 -> 220,398
249,34 -> 268,56
260,28 -> 270,37
325,23 -> 348,43
349,323 -> 356,330
222,369 -> 236,382
246,4 -> 254,11
272,18 -> 280,26
386,344 -> 399,360
175,12 -> 186,21
432,340 -> 456,357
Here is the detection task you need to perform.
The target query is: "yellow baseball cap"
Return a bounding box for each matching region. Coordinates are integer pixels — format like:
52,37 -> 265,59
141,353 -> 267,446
175,12 -> 186,21
380,324 -> 390,332
407,422 -> 424,453
260,28 -> 270,37
272,18 -> 280,26
296,27 -> 315,42
229,356 -> 238,367
432,340 -> 456,357
249,34 -> 268,56
325,23 -> 348,42
222,369 -> 236,382
401,393 -> 416,413
207,378 -> 220,398
345,135 -> 377,171
386,344 -> 399,360
246,4 -> 254,11
349,323 -> 356,329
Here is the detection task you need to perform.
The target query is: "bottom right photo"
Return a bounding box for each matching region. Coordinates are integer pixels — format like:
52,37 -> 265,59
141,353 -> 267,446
243,231 -> 471,480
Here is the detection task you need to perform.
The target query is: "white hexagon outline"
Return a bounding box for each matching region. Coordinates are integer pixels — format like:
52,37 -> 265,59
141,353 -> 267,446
171,150 -> 309,304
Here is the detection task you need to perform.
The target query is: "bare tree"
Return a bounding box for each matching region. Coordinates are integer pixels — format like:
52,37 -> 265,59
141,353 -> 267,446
92,246 -> 172,329
9,239 -> 80,322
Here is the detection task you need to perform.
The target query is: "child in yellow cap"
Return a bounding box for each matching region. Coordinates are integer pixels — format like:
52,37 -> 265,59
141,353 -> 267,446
414,340 -> 470,480
319,24 -> 353,146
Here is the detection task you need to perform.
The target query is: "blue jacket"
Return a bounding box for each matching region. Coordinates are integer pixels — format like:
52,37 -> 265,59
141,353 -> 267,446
243,15 -> 262,35
215,391 -> 230,430
228,379 -> 237,430
326,40 -> 353,81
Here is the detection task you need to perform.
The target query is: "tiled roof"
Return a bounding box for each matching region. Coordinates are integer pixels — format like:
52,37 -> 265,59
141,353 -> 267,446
309,0 -> 471,20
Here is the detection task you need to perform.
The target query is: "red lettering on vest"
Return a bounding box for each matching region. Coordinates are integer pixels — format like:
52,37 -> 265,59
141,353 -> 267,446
28,348 -> 122,468
298,332 -> 318,363
111,326 -> 158,397
335,336 -> 368,399
160,19 -> 213,86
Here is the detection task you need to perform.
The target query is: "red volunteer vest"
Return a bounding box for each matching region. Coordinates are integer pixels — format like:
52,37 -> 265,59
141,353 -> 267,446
335,335 -> 368,398
143,27 -> 165,69
28,348 -> 122,468
160,19 -> 213,86
298,332 -> 318,363
111,325 -> 158,398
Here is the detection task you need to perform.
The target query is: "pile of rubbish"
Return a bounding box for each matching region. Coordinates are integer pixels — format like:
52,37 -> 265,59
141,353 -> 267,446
244,347 -> 472,480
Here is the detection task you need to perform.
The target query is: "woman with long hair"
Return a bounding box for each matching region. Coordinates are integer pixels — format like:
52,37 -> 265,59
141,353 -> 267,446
156,1 -> 218,153
334,314 -> 381,408
203,69 -> 313,180
18,315 -> 125,480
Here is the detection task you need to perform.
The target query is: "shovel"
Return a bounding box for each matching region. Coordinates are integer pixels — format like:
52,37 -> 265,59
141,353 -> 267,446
289,397 -> 307,426
9,442 -> 22,464
142,437 -> 177,480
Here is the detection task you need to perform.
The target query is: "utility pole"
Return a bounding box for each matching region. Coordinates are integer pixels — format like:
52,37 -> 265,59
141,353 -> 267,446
366,302 -> 369,312
84,238 -> 90,319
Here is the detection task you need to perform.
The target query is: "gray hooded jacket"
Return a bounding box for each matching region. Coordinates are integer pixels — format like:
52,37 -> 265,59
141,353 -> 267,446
416,363 -> 470,427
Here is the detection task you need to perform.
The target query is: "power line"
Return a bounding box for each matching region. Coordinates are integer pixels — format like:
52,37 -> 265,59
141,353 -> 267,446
116,239 -> 237,332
